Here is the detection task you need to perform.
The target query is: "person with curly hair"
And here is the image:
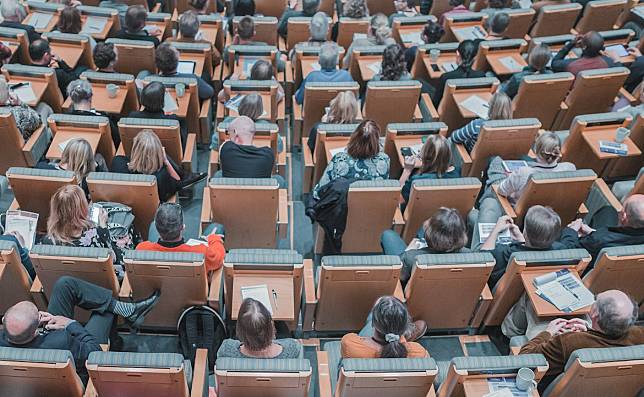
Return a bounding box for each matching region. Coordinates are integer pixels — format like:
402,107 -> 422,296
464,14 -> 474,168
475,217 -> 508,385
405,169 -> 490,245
342,0 -> 369,18
93,42 -> 118,73
372,43 -> 412,81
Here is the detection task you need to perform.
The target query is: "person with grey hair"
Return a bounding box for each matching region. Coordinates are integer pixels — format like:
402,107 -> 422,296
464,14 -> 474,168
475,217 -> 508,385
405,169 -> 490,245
278,0 -> 321,38
168,11 -> 222,67
520,289 -> 643,384
0,76 -> 41,140
0,0 -> 40,42
65,79 -> 121,146
137,203 -> 225,276
294,43 -> 354,104
309,11 -> 329,42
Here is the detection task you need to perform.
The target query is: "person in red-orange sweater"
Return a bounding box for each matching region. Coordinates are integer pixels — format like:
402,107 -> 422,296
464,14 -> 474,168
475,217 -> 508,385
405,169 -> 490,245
136,203 -> 225,276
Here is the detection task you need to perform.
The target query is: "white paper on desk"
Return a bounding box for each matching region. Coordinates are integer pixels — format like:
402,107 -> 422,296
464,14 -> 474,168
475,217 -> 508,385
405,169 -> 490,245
329,146 -> 346,157
401,31 -> 423,44
605,44 -> 629,57
186,238 -> 208,247
28,12 -> 53,30
487,377 -> 530,397
368,62 -> 381,74
460,95 -> 489,119
534,269 -> 595,311
4,210 -> 39,250
310,61 -> 321,71
440,62 -> 458,72
478,223 -> 512,244
499,56 -> 523,72
518,0 -> 532,8
12,83 -> 37,103
58,138 -> 74,152
82,16 -> 107,33
353,33 -> 367,41
483,389 -> 514,397
409,143 -> 423,156
163,91 -> 179,113
454,26 -> 486,40
240,284 -> 273,314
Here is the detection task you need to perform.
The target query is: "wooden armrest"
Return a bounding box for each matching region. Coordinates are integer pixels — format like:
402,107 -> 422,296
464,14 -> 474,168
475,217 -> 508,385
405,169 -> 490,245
510,346 -> 522,355
182,133 -> 197,172
302,137 -> 314,193
303,259 -> 317,332
317,351 -> 333,397
394,280 -> 406,303
215,100 -> 225,121
471,284 -> 493,328
84,380 -> 98,397
277,149 -> 287,177
278,36 -> 287,52
420,93 -> 439,121
578,203 -> 588,216
293,96 -> 302,122
118,273 -> 132,300
618,87 -> 637,106
100,344 -> 109,351
592,178 -> 623,212
190,349 -> 209,397
30,276 -> 42,294
209,150 -> 219,176
278,188 -> 288,239
302,137 -> 314,168
29,276 -> 47,311
207,267 -> 223,312
199,99 -> 212,144
492,185 -> 518,219
22,125 -> 47,166
283,60 -> 294,85
560,101 -> 568,111
200,186 -> 212,231
453,142 -> 472,176
8,199 -> 19,211
393,207 -> 405,234
150,2 -> 162,12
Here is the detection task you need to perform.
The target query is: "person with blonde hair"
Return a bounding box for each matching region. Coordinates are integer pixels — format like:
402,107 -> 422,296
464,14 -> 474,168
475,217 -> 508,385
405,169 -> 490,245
0,76 -> 42,140
343,13 -> 393,68
450,91 -> 513,152
501,44 -> 553,98
307,90 -> 360,152
0,0 -> 40,42
110,129 -> 182,202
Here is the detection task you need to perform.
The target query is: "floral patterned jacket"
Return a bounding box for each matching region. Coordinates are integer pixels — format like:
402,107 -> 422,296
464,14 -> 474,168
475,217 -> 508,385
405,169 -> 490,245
313,151 -> 390,199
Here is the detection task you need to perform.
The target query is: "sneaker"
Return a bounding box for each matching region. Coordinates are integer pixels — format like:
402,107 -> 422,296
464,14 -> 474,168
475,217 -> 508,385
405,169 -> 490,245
404,320 -> 428,342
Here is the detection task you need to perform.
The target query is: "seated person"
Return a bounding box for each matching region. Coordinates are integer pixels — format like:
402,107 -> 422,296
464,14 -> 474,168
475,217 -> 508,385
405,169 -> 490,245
29,39 -> 84,98
307,90 -> 360,153
0,0 -> 40,42
93,42 -> 118,73
433,40 -> 485,106
128,81 -> 187,147
40,185 -> 125,266
404,20 -> 445,72
219,115 -> 277,179
561,194 -> 644,261
227,0 -> 258,36
372,43 -> 413,82
399,134 -> 461,209
520,290 -> 643,389
278,0 -> 320,38
168,11 -> 222,68
0,230 -> 35,279
336,0 -> 368,19
151,43 -> 215,100
312,120 -> 390,199
137,203 -> 225,275
449,91 -> 513,152
295,43 -> 353,104
481,0 -> 519,15
0,277 -> 160,382
218,59 -> 285,103
479,205 -> 576,287
483,12 -> 510,41
65,79 -> 121,147
501,44 -> 552,98
342,296 -> 428,358
389,0 -> 418,23
217,298 -> 302,359
0,77 -> 42,140
439,0 -> 469,24
38,138 -> 108,200
54,6 -> 97,49
551,31 -> 620,76
223,16 -> 287,72
289,11 -> 332,63
99,0 -> 129,17
381,207 -> 469,284
114,5 -> 162,46
343,13 -> 393,69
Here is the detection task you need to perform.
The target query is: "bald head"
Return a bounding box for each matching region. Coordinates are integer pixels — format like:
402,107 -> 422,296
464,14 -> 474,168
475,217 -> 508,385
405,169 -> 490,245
2,301 -> 39,344
621,194 -> 644,228
592,290 -> 637,338
228,115 -> 256,145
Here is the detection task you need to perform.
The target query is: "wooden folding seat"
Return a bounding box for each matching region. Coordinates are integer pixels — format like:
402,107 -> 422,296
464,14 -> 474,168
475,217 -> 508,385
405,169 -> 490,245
529,33 -> 574,52
583,244 -> 644,306
302,255 -> 402,332
429,0 -> 472,18
198,14 -> 225,55
80,70 -> 140,116
118,117 -> 197,172
483,248 -> 591,326
231,16 -> 278,46
493,169 -> 597,226
529,3 -> 583,37
392,15 -> 437,47
86,172 -> 160,239
363,80 -> 423,133
0,347 -> 84,397
406,252 -> 495,331
574,0 -> 627,34
105,38 -> 156,76
119,250 -> 207,329
553,67 -> 630,130
473,39 -> 528,77
86,350 -> 209,397
512,72 -> 575,130
23,1 -> 64,33
452,118 -> 542,178
254,0 -> 288,18
0,26 -> 31,64
147,11 -> 172,41
319,341 -> 438,397
347,44 -> 387,85
293,81 -> 360,145
285,16 -> 331,51
314,180 -> 402,254
542,345 -> 644,397
442,12 -> 487,43
437,77 -> 499,132
607,113 -> 644,179
292,45 -> 345,89
437,354 -> 549,397
336,17 -> 370,50
6,167 -> 76,231
42,32 -> 94,69
215,357 -> 312,397
366,0 -> 395,15
0,240 -> 33,316
402,178 -> 482,243
410,42 -> 460,83
78,5 -> 120,40
170,41 -> 215,81
0,109 -> 49,175
225,44 -> 279,78
383,122 -> 448,177
503,8 -> 536,39
2,64 -> 63,112
217,79 -> 282,123
201,178 -> 288,249
48,113 -> 115,164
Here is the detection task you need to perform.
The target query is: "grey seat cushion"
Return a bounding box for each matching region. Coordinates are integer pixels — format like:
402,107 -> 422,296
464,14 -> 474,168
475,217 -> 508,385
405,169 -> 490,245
225,249 -> 303,264
0,347 -> 74,366
215,357 -> 311,372
87,351 -> 185,368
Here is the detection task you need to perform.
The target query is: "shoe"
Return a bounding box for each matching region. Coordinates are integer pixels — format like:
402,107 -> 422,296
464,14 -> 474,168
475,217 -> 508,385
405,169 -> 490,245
124,290 -> 161,331
404,320 -> 428,342
177,172 -> 207,190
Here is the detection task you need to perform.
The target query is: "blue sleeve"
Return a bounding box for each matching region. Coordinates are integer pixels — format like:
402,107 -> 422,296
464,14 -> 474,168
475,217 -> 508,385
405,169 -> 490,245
196,76 -> 215,100
295,76 -> 307,105
451,119 -> 477,144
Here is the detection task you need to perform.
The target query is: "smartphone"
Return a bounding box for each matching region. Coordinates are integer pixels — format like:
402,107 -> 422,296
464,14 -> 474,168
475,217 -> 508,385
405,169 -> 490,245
90,204 -> 101,224
401,147 -> 413,157
430,64 -> 440,72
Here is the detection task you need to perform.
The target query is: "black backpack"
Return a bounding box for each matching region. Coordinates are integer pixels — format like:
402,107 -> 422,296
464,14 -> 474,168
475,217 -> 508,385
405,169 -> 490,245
177,305 -> 227,369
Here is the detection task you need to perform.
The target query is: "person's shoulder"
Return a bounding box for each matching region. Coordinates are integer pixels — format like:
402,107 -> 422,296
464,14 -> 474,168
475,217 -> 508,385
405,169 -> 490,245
135,241 -> 158,250
341,333 -> 374,358
276,338 -> 303,357
375,152 -> 390,162
217,339 -> 243,358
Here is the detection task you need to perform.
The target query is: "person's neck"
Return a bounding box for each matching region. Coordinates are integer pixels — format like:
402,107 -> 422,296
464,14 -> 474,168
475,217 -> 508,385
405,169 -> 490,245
164,68 -> 178,75
240,343 -> 280,358
74,101 -> 92,111
101,66 -> 115,72
161,234 -> 183,243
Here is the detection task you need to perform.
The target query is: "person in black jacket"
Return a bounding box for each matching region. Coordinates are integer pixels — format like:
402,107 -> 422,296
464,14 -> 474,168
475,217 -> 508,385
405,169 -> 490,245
624,46 -> 643,93
432,39 -> 485,106
0,276 -> 159,382
278,0 -> 320,38
29,39 -> 85,98
66,79 -> 121,147
113,5 -> 162,46
0,0 -> 41,42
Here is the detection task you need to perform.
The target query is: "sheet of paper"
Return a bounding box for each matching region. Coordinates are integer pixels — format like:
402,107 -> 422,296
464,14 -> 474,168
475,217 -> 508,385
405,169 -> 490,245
82,16 -> 107,33
454,26 -> 486,40
605,44 -> 629,58
401,31 -> 423,44
499,56 -> 523,72
518,0 -> 532,8
353,33 -> 367,41
177,60 -> 196,74
460,95 -> 489,119
310,61 -> 321,71
186,238 -> 208,247
13,83 -> 37,103
537,281 -> 578,311
410,143 -> 423,156
58,138 -> 73,152
28,12 -> 53,30
478,223 -> 512,244
483,389 -> 514,397
487,377 -> 530,397
557,273 -> 595,311
440,62 -> 458,72
329,146 -> 346,157
163,91 -> 179,113
4,210 -> 39,250
502,160 -> 529,173
368,61 -> 381,74
240,284 -> 273,314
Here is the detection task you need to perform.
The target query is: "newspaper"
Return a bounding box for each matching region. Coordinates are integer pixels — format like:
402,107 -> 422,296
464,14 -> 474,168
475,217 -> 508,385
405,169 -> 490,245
486,377 -> 530,397
4,210 -> 39,250
440,62 -> 458,72
534,269 -> 595,312
478,223 -> 512,244
460,95 -> 489,119
240,284 -> 273,314
163,91 -> 179,113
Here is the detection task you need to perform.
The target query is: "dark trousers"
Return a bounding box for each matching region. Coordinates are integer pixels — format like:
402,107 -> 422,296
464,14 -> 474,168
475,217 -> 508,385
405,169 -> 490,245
48,276 -> 115,344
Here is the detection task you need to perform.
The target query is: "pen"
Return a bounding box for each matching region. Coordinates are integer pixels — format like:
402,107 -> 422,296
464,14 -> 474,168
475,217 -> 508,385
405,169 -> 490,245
10,82 -> 28,89
272,289 -> 278,309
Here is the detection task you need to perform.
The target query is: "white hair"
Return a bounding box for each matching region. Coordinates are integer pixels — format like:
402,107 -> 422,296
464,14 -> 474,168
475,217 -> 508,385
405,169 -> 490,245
309,12 -> 328,41
318,43 -> 338,70
1,0 -> 27,21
